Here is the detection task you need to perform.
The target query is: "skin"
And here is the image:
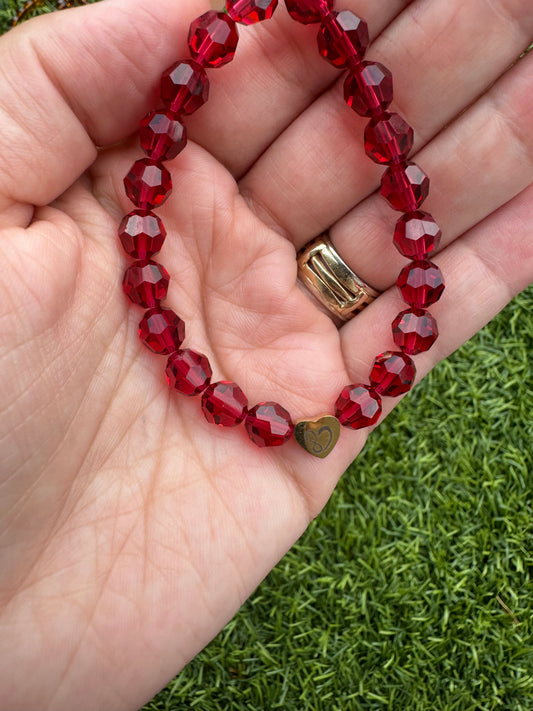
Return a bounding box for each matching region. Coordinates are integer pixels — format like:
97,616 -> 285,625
0,0 -> 532,708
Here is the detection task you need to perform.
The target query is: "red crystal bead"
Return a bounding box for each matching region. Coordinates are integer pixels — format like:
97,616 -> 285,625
140,110 -> 187,162
124,159 -> 172,210
166,349 -> 212,396
344,61 -> 393,117
369,351 -> 416,397
364,113 -> 414,165
118,210 -> 166,259
201,381 -> 248,426
335,384 -> 382,430
122,260 -> 170,308
188,11 -> 239,69
381,162 -> 430,212
317,10 -> 369,68
226,0 -> 278,25
397,260 -> 445,309
245,402 -> 294,447
160,60 -> 209,115
139,307 -> 185,355
393,211 -> 441,259
392,308 -> 439,355
285,0 -> 333,24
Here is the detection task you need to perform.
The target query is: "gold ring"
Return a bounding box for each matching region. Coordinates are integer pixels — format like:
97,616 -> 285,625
297,234 -> 380,321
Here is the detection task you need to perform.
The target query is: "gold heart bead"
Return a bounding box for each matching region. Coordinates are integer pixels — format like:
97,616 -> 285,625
294,415 -> 341,459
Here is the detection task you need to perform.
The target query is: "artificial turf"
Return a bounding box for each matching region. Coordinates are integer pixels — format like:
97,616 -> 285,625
1,3 -> 532,709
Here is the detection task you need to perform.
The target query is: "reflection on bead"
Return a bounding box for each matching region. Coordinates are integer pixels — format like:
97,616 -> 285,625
369,351 -> 416,397
188,11 -> 239,68
392,308 -> 439,355
160,60 -> 209,115
124,159 -> 172,210
344,61 -> 393,117
245,402 -> 294,447
118,210 -> 167,260
201,382 -> 248,426
380,162 -> 430,212
317,10 -> 369,68
123,260 -> 169,308
226,0 -> 278,25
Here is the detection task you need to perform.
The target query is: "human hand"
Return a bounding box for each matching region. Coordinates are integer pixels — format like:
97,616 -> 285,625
0,0 -> 532,709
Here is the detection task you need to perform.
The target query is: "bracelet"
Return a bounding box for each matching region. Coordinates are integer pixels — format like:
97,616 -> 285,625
118,0 -> 445,459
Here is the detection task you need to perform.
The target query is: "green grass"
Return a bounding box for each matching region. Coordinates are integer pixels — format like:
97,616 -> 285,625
2,4 -> 533,709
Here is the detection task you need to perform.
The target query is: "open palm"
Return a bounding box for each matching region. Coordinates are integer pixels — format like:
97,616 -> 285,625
0,1 -> 532,709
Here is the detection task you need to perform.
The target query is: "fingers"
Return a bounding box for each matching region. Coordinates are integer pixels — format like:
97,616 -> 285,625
239,0 -> 533,242
0,0 -> 208,221
293,180 -> 533,494
337,182 -> 533,412
185,0 -> 412,178
327,46 -> 533,293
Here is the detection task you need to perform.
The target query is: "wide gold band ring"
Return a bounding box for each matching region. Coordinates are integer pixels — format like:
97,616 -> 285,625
297,234 -> 380,322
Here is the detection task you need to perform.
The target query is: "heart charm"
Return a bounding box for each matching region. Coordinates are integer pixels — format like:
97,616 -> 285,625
294,415 -> 340,459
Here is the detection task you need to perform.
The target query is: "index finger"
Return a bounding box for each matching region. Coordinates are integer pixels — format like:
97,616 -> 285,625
0,0 -> 207,224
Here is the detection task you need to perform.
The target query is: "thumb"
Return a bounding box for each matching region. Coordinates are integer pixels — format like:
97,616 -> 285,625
0,0 -> 208,224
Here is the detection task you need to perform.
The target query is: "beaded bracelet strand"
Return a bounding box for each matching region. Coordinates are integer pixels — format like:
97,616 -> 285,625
118,0 -> 445,458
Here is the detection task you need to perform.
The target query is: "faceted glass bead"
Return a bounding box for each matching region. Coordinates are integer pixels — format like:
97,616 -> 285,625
392,308 -> 439,355
226,0 -> 278,25
124,158 -> 172,210
188,11 -> 239,69
317,10 -> 369,68
122,260 -> 170,308
369,351 -> 416,397
201,381 -> 248,427
139,307 -> 185,355
364,113 -> 414,165
397,260 -> 445,309
166,349 -> 212,396
140,110 -> 187,162
344,61 -> 393,117
393,211 -> 441,259
118,210 -> 166,259
381,161 -> 430,212
335,384 -> 382,430
245,402 -> 294,447
160,60 -> 209,115
285,0 -> 333,24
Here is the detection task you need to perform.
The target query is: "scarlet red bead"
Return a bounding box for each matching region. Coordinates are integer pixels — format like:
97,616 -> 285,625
245,402 -> 294,447
140,110 -> 187,162
393,211 -> 441,259
188,11 -> 239,68
392,308 -> 439,355
226,0 -> 278,24
285,0 -> 333,24
118,210 -> 166,259
123,260 -> 170,308
335,384 -> 382,430
381,162 -> 430,212
369,351 -> 416,397
201,381 -> 248,426
344,61 -> 393,117
139,307 -> 185,355
364,113 -> 414,165
317,10 -> 369,68
397,260 -> 445,309
160,60 -> 209,115
124,159 -> 172,210
166,349 -> 212,396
